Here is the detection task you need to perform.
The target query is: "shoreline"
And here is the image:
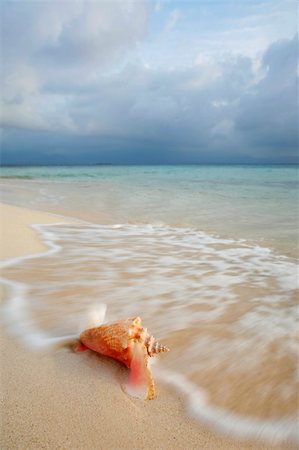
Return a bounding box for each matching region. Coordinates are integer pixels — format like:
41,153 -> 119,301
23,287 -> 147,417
0,202 -> 295,449
1,168 -> 298,260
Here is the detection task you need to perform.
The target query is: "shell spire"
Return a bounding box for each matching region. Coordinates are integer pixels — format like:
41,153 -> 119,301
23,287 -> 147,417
145,334 -> 170,356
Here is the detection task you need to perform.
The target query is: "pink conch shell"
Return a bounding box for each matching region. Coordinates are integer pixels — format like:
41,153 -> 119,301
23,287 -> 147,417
75,317 -> 169,400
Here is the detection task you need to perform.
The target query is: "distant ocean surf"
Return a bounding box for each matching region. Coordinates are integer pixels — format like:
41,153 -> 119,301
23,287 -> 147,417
1,165 -> 298,444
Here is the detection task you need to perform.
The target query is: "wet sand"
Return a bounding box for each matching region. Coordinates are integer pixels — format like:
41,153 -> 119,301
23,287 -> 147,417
0,202 -> 294,449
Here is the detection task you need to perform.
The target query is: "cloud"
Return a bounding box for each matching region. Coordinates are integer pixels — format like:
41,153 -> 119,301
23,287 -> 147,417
36,2 -> 149,68
1,1 -> 297,164
235,36 -> 298,157
2,1 -> 149,66
1,0 -> 149,131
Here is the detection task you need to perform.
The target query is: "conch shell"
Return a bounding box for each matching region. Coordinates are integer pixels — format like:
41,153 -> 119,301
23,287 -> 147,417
75,317 -> 169,400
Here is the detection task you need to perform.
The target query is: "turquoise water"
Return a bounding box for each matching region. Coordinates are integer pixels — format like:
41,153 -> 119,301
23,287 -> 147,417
1,165 -> 298,257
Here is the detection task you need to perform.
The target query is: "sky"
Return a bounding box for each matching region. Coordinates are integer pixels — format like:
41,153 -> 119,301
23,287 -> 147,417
0,0 -> 298,165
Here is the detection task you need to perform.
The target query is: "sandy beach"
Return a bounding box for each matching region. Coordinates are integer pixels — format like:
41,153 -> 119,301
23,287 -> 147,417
1,0 -> 297,445
0,202 -> 295,450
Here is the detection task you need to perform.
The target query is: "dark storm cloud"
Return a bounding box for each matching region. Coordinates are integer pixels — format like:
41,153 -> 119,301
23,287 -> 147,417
1,1 -> 297,164
235,36 -> 298,160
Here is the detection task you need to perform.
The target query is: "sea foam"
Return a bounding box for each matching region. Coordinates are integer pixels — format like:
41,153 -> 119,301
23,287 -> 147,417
1,221 -> 298,445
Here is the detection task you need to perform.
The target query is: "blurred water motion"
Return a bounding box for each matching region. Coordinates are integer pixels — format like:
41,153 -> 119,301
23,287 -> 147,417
1,222 -> 298,444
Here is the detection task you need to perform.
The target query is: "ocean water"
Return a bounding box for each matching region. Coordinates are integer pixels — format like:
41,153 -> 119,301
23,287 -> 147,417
1,165 -> 298,444
1,165 -> 298,256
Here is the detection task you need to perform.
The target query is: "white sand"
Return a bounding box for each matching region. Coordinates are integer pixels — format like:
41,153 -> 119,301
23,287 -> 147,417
0,203 -> 292,450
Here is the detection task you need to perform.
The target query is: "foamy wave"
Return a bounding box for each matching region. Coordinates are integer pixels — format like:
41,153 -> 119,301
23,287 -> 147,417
0,221 -> 107,350
154,367 -> 299,445
1,220 -> 298,445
